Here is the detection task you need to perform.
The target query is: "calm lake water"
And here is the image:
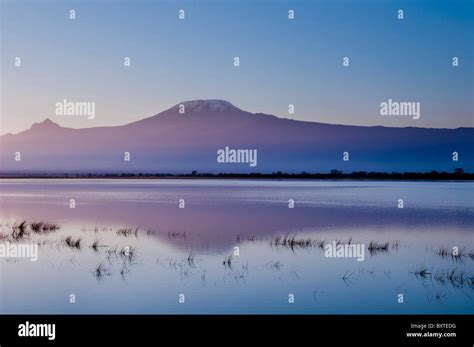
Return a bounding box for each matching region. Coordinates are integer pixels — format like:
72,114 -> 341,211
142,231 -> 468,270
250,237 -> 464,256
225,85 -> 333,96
0,179 -> 473,314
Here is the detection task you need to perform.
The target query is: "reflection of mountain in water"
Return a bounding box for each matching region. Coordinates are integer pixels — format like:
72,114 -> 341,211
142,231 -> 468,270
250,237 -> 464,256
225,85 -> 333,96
3,196 -> 472,253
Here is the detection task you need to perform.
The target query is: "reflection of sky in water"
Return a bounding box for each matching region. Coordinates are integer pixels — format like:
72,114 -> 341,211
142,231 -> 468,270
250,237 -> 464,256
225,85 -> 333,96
0,179 -> 473,313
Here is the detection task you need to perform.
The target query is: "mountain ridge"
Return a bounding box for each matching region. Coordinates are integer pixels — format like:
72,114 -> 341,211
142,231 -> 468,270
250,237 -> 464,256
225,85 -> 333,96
1,99 -> 472,173
3,99 -> 472,136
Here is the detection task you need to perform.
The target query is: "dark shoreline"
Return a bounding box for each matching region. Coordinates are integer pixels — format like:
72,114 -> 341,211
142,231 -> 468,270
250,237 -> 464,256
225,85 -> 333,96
0,170 -> 472,180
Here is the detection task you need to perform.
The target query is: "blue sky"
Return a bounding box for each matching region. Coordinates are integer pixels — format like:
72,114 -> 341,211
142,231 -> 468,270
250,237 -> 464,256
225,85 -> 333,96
1,0 -> 473,134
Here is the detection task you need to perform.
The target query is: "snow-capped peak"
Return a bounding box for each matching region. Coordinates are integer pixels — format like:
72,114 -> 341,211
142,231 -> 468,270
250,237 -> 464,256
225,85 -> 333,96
172,99 -> 241,113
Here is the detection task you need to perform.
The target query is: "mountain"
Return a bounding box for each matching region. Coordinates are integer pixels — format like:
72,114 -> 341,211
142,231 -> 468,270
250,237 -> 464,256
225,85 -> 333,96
0,100 -> 472,174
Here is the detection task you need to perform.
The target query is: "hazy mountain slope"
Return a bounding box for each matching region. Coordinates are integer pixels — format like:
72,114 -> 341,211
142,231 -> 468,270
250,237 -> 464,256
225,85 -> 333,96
0,100 -> 472,173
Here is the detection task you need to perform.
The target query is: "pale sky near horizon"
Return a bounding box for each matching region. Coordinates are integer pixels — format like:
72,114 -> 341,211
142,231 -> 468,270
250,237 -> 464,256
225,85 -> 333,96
1,0 -> 473,135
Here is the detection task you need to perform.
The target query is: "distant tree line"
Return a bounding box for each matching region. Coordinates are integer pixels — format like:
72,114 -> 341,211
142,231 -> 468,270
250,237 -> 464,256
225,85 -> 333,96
2,168 -> 472,180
